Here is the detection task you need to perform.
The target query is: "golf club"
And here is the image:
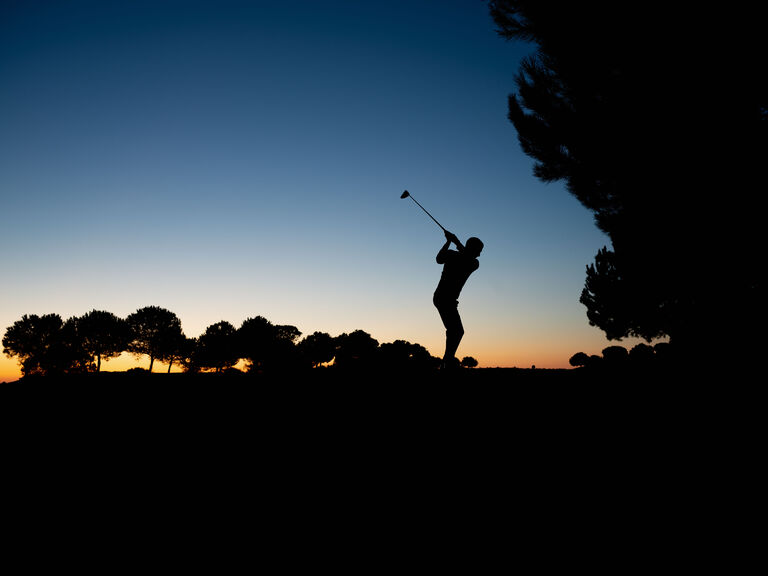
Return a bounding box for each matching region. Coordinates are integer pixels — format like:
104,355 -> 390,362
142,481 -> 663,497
400,190 -> 446,232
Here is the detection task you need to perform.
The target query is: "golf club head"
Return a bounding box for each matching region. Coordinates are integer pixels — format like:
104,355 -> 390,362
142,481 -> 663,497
400,190 -> 410,199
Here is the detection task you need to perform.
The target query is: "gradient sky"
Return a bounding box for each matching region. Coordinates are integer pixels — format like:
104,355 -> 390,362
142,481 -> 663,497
0,0 -> 651,381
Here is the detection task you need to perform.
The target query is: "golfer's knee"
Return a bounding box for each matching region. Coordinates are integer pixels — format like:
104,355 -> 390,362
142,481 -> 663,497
447,325 -> 464,340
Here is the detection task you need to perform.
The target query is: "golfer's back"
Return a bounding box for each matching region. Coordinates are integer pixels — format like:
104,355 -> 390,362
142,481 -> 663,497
435,250 -> 479,302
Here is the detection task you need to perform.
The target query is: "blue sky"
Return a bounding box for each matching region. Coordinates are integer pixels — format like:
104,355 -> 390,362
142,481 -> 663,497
1,0 -> 643,379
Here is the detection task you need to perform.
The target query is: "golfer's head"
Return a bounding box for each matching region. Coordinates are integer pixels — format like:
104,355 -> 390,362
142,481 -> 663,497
466,237 -> 483,257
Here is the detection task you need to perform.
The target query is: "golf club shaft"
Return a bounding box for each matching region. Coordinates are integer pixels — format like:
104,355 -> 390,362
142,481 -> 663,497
409,196 -> 446,232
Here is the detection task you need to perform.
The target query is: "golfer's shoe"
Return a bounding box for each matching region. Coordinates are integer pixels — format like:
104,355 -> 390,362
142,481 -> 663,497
439,358 -> 460,371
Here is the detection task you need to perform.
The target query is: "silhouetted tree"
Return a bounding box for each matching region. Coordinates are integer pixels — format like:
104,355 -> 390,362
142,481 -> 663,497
334,330 -> 379,370
490,1 -> 764,362
77,310 -> 130,372
126,306 -> 183,372
59,316 -> 92,373
602,345 -> 628,368
237,316 -> 300,372
629,343 -> 655,367
580,247 -> 662,342
2,313 -> 88,376
179,336 -> 201,373
162,333 -> 195,373
460,356 -> 478,369
569,352 -> 590,368
275,325 -> 301,344
414,343 -> 440,369
272,324 -> 302,368
3,314 -> 61,376
378,340 -> 438,371
378,340 -> 410,368
196,321 -> 239,373
298,331 -> 336,368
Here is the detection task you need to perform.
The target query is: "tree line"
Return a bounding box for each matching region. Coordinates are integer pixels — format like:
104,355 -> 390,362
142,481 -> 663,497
2,306 -> 478,377
569,343 -> 672,372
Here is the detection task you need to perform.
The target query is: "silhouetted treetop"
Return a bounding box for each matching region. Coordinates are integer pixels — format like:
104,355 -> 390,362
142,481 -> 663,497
196,321 -> 239,373
126,306 -> 183,372
379,340 -> 438,371
3,314 -> 65,376
298,332 -> 335,369
77,310 -> 130,372
334,330 -> 380,370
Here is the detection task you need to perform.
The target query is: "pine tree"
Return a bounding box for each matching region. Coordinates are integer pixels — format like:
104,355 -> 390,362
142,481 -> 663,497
490,1 -> 764,360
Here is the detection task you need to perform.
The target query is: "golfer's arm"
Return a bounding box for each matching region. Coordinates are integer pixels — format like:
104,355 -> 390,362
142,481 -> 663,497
445,231 -> 465,253
436,241 -> 451,263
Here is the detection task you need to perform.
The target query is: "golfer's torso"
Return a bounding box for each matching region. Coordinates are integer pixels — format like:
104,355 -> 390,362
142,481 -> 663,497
435,254 -> 478,301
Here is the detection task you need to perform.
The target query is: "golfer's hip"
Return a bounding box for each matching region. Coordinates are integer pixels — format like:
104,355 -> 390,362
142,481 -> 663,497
433,292 -> 459,307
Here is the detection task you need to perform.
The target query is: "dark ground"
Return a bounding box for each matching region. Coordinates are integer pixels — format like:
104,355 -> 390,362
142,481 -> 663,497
5,366 -> 742,484
0,366 -> 743,431
0,366 -> 758,568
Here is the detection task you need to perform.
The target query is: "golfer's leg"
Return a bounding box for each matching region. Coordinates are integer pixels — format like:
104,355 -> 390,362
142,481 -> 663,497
435,299 -> 454,362
445,309 -> 464,361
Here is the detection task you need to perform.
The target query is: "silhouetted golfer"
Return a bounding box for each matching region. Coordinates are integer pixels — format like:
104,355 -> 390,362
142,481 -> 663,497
434,230 -> 483,369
